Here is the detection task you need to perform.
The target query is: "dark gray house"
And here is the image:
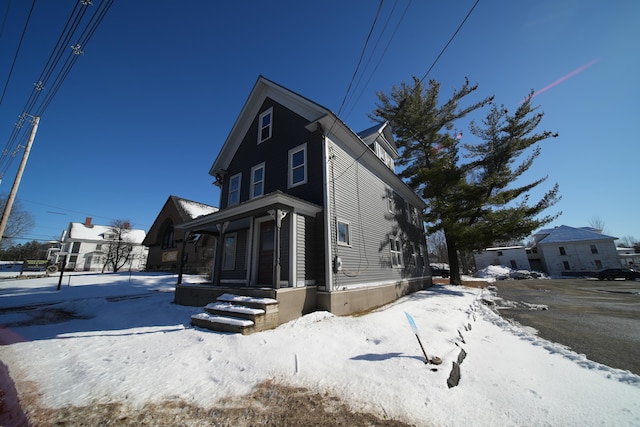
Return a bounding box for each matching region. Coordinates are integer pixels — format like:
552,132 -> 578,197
177,76 -> 431,327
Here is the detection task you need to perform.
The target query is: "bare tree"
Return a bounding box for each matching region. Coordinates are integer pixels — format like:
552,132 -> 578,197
618,235 -> 639,249
0,195 -> 35,250
426,230 -> 448,264
588,216 -> 606,233
102,219 -> 134,273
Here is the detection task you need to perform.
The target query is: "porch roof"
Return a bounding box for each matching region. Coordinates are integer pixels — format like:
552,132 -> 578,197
176,191 -> 322,234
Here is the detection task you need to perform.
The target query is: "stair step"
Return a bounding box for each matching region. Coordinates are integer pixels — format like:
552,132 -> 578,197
217,293 -> 279,313
191,312 -> 254,334
205,302 -> 265,317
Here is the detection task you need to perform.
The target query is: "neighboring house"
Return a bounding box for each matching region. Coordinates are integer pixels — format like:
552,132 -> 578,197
527,225 -> 619,276
474,246 -> 531,271
177,76 -> 431,323
143,195 -> 218,274
50,217 -> 148,272
617,247 -> 640,269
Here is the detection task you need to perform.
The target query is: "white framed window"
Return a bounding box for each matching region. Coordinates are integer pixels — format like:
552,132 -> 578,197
386,188 -> 394,213
410,242 -> 418,266
288,143 -> 307,188
390,236 -> 403,268
250,163 -> 265,199
228,173 -> 241,206
258,108 -> 273,143
222,233 -> 237,270
336,219 -> 351,246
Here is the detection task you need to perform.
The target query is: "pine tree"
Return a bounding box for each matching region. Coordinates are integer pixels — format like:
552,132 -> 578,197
372,78 -> 560,284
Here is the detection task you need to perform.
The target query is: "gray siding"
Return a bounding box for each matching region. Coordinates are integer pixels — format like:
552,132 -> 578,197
296,214 -> 319,285
327,140 -> 427,288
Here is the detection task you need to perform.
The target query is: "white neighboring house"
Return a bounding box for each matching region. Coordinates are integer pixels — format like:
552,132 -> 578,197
473,246 -> 531,271
527,225 -> 619,277
50,217 -> 148,272
617,247 -> 640,269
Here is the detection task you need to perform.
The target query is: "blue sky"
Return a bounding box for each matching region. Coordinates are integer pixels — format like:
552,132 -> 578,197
0,0 -> 638,245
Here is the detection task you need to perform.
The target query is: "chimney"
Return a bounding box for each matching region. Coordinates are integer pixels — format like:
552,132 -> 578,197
123,221 -> 130,229
85,217 -> 93,227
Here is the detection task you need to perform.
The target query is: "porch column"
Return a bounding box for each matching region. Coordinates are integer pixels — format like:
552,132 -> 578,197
269,209 -> 289,289
212,222 -> 229,286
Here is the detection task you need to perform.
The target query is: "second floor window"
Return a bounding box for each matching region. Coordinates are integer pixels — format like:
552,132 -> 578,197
289,143 -> 307,188
228,173 -> 241,206
258,108 -> 273,143
251,163 -> 265,199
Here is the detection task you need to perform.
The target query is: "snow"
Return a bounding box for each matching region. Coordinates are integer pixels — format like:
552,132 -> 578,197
177,198 -> 218,219
1,272 -> 639,426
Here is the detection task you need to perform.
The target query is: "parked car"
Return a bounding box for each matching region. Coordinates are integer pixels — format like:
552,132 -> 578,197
430,264 -> 450,278
595,268 -> 640,281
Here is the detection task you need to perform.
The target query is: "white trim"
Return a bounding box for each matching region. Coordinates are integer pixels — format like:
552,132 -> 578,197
322,137 -> 333,292
390,236 -> 403,268
288,143 -> 307,188
250,162 -> 265,199
290,213 -> 297,288
228,173 -> 242,206
258,107 -> 273,144
336,218 -> 351,247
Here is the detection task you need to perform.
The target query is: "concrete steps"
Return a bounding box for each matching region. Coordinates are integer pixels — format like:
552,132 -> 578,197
190,293 -> 279,335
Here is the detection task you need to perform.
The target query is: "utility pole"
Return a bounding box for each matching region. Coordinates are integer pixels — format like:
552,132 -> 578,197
0,116 -> 40,245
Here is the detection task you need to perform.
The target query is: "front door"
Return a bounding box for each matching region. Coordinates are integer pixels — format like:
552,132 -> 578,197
257,221 -> 275,285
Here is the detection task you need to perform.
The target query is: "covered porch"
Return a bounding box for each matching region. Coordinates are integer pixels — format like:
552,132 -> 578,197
176,190 -> 323,288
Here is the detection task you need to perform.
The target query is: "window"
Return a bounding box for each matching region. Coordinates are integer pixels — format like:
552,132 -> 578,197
410,242 -> 418,266
228,173 -> 241,206
497,251 -> 503,256
590,245 -> 598,254
337,219 -> 351,246
258,108 -> 272,143
390,237 -> 403,268
250,163 -> 265,199
595,260 -> 603,270
559,246 -> 566,255
386,188 -> 394,213
71,242 -> 81,253
510,260 -> 517,269
563,261 -> 570,270
162,223 -> 175,249
288,144 -> 307,187
222,233 -> 237,270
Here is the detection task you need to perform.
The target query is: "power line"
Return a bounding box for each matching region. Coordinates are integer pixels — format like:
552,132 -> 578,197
0,0 -> 115,180
0,0 -> 36,105
337,0 -> 385,117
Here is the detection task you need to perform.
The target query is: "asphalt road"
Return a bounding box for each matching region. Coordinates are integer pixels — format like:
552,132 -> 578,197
488,278 -> 640,375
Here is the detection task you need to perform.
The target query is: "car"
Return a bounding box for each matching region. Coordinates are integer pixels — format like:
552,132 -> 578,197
595,268 -> 640,281
430,264 -> 450,278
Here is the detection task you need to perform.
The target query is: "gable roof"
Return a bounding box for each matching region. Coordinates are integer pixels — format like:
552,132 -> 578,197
68,222 -> 146,244
209,76 -> 425,209
534,225 -> 617,244
173,196 -> 218,221
357,122 -> 398,158
209,76 -> 332,177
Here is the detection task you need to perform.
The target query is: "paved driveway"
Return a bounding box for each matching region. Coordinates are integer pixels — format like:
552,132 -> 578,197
488,278 -> 640,375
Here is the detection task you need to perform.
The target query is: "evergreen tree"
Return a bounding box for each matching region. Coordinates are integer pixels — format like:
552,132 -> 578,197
372,77 -> 560,284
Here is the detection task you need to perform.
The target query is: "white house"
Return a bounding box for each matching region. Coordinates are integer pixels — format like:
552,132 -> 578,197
528,225 -> 619,277
50,217 -> 148,272
617,247 -> 640,269
474,246 -> 531,271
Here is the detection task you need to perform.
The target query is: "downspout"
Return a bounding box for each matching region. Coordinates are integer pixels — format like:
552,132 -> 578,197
320,126 -> 333,292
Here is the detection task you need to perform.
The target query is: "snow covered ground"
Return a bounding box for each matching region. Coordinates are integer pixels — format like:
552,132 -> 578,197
1,272 -> 639,426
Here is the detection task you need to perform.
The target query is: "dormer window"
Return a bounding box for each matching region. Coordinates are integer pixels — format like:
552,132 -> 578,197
258,108 -> 273,143
374,142 -> 394,170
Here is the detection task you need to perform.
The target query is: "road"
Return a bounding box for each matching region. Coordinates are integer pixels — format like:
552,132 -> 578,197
488,278 -> 640,375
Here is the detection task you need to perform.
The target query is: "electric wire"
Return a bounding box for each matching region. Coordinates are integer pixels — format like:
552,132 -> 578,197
0,0 -> 114,179
337,0 -> 384,117
0,0 -> 36,105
